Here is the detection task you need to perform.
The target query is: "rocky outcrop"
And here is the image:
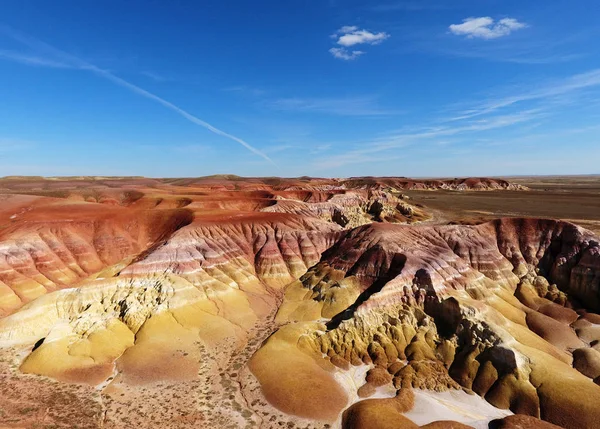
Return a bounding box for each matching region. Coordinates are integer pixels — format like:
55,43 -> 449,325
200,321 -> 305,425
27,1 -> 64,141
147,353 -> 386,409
122,214 -> 341,288
263,190 -> 428,228
0,213 -> 344,387
0,177 -> 433,317
256,219 -> 600,429
0,202 -> 192,315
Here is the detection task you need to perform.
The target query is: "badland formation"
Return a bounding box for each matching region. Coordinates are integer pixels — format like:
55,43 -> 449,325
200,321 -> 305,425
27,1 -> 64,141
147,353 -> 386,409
0,175 -> 599,429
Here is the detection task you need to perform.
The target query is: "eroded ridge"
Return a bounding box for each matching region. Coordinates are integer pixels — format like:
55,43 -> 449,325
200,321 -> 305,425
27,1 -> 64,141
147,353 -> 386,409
0,176 -> 437,316
3,176 -> 596,429
253,219 -> 600,429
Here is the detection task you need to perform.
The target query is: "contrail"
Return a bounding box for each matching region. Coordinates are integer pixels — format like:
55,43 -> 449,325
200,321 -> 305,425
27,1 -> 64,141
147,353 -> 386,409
0,25 -> 276,166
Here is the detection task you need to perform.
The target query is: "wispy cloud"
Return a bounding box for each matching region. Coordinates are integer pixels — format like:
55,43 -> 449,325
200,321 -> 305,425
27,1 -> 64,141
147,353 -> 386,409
261,143 -> 333,155
262,144 -> 298,154
266,96 -> 399,116
449,17 -> 527,40
137,143 -> 212,154
0,49 -> 70,68
310,144 -> 332,154
315,108 -> 544,169
172,144 -> 212,154
329,47 -> 364,60
140,70 -> 167,82
224,85 -> 266,97
388,16 -> 589,64
0,138 -> 34,152
329,26 -> 390,60
314,65 -> 600,170
437,46 -> 583,64
315,153 -> 404,169
0,26 -> 275,166
450,69 -> 600,120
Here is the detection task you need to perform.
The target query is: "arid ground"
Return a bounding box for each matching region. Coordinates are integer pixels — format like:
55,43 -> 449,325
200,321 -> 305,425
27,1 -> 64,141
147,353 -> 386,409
0,175 -> 599,429
405,175 -> 600,234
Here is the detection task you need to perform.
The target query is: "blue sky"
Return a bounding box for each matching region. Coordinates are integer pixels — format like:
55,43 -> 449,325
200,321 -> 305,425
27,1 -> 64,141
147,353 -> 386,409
1,0 -> 599,177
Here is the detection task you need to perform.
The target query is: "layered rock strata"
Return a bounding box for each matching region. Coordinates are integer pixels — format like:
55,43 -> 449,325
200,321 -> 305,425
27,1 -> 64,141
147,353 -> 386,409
253,219 -> 600,428
2,177 -> 596,429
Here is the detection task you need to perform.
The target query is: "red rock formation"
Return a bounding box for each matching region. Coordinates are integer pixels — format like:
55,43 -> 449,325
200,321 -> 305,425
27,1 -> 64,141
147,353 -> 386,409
5,176 -> 599,429
0,176 -> 439,315
122,213 -> 340,288
269,218 -> 600,429
0,199 -> 192,315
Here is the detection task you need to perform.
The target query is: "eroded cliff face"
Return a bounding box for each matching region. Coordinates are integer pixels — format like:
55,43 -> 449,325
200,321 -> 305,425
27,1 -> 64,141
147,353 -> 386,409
253,219 -> 600,429
0,177 -> 435,428
0,179 -> 428,317
0,199 -> 193,316
0,177 -> 597,429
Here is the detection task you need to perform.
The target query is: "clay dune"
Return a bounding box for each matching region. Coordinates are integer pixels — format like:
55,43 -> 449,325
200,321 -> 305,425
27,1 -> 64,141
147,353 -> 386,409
0,176 -> 598,429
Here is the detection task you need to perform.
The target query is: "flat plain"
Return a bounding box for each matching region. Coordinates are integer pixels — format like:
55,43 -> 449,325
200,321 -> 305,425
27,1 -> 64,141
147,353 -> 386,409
406,175 -> 600,234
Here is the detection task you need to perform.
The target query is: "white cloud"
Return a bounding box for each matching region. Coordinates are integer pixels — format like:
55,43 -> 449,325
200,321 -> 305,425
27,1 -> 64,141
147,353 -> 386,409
449,17 -> 527,40
335,25 -> 359,35
337,29 -> 390,47
329,26 -> 390,60
329,47 -> 364,60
